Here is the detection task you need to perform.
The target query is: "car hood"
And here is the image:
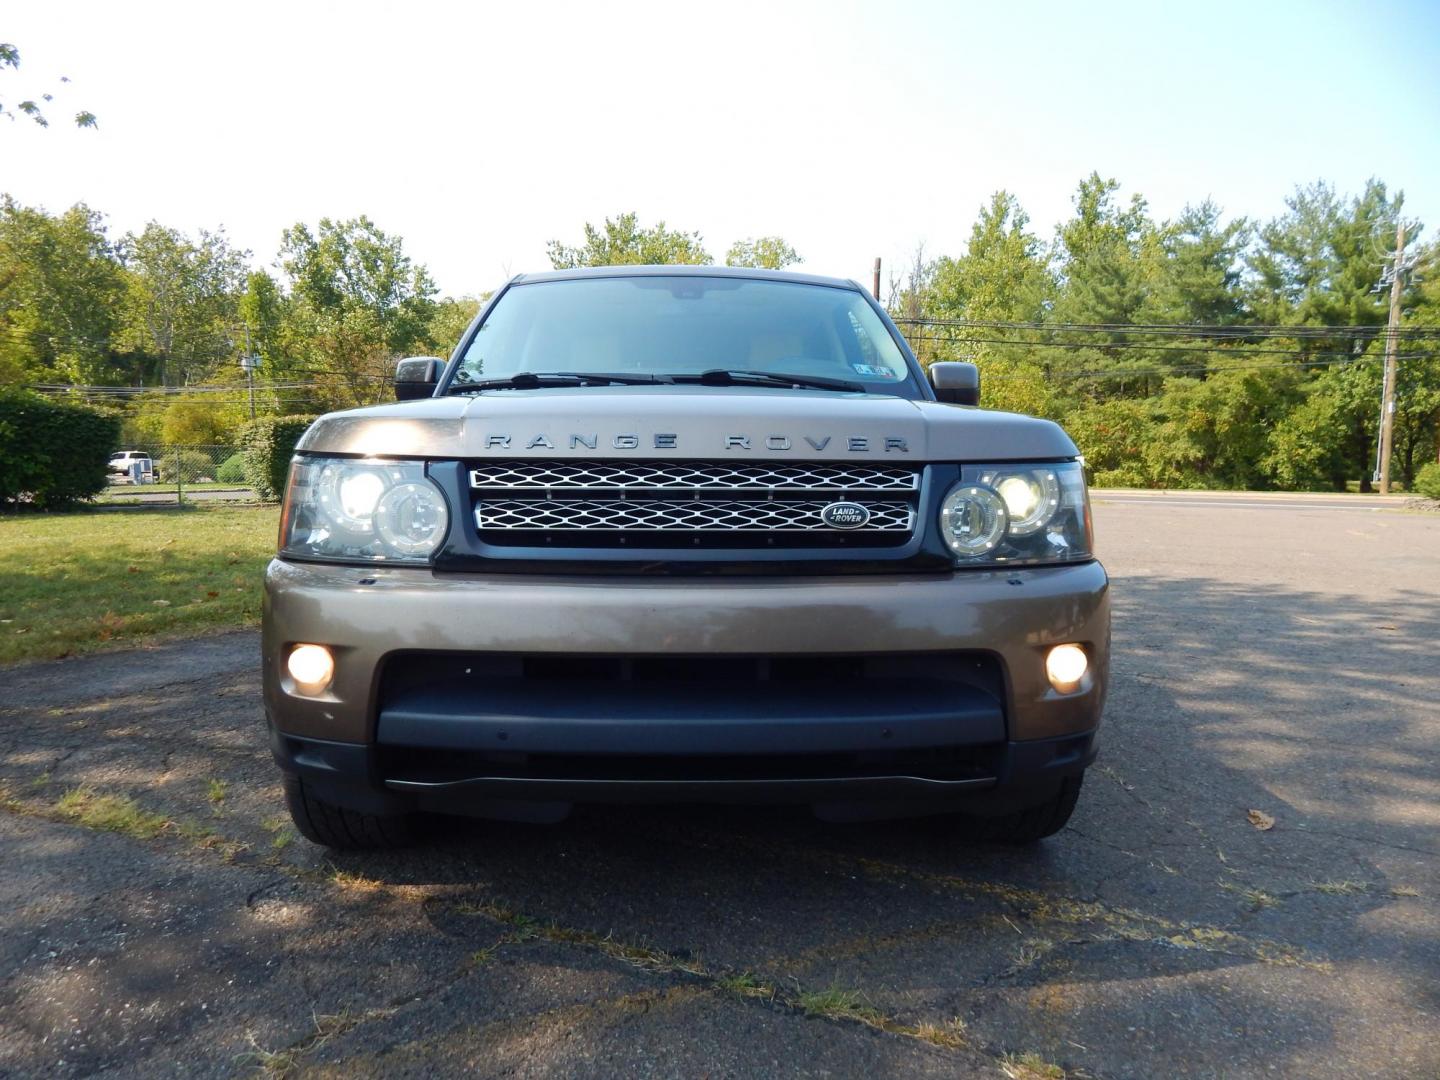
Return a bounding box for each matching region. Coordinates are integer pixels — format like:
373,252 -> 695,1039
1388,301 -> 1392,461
296,387 -> 1078,461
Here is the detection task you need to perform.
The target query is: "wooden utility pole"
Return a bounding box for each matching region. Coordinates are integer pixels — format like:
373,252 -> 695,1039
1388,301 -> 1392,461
872,257 -> 881,300
1377,222 -> 1406,494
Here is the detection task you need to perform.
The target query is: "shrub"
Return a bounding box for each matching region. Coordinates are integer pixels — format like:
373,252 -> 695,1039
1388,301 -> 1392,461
1415,462 -> 1440,501
155,448 -> 216,484
239,414 -> 319,501
0,390 -> 120,508
215,452 -> 247,484
1091,466 -> 1153,489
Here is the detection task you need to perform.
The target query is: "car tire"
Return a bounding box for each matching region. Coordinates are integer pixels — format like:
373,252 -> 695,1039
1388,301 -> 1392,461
967,775 -> 1083,845
283,774 -> 414,850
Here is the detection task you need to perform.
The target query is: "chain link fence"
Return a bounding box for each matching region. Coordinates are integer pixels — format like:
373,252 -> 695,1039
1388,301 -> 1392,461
101,444 -> 252,504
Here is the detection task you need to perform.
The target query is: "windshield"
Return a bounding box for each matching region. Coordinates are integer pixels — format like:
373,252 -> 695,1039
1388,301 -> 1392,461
452,276 -> 916,392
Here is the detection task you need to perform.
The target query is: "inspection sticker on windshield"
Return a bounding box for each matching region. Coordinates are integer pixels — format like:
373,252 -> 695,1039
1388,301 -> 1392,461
851,363 -> 901,379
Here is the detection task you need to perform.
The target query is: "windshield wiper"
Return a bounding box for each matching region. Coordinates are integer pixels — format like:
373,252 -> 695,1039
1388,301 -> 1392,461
672,369 -> 864,393
445,371 -> 663,394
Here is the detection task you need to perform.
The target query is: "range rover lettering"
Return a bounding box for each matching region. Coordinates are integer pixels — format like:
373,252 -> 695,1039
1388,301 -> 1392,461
264,266 -> 1109,850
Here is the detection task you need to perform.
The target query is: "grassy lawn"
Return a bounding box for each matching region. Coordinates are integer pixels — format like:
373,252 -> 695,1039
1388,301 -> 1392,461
0,504 -> 279,666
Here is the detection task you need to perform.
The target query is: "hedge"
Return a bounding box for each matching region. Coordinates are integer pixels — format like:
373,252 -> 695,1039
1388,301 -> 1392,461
1416,462 -> 1440,502
0,390 -> 121,508
239,414 -> 319,501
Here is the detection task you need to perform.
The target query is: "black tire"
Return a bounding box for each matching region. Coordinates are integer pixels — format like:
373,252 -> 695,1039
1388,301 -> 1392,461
967,775 -> 1083,845
283,774 -> 414,851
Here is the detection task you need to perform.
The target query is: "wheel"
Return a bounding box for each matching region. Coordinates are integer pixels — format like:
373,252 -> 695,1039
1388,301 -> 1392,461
967,775 -> 1083,845
283,774 -> 414,850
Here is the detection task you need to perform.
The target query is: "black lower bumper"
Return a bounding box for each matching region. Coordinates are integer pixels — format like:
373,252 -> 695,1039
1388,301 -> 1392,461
270,723 -> 1098,824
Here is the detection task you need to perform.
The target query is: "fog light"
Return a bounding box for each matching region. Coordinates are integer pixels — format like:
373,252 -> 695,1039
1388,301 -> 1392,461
1045,644 -> 1088,691
287,644 -> 334,692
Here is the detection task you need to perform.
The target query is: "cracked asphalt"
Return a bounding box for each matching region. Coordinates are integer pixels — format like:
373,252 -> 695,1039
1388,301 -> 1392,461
2,495 -> 1437,1078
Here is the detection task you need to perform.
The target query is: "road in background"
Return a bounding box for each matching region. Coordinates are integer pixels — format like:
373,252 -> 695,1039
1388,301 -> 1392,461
2,494 -> 1437,1077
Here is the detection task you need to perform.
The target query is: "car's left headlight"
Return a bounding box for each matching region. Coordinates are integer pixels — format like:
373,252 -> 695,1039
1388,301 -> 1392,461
939,460 -> 1092,565
279,456 -> 450,563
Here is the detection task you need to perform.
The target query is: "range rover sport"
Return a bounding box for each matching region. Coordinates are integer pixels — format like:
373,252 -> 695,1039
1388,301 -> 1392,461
263,266 -> 1109,849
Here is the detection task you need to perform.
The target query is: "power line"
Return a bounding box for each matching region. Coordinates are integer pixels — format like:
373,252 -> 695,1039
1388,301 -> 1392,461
893,317 -> 1440,339
900,334 -> 1414,359
985,354 -> 1390,381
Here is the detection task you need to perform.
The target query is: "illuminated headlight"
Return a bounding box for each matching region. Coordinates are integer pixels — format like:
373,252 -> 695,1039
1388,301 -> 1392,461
280,456 -> 449,563
939,461 -> 1091,565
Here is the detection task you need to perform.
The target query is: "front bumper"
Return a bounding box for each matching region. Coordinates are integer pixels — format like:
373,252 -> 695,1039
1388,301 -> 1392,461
262,559 -> 1109,817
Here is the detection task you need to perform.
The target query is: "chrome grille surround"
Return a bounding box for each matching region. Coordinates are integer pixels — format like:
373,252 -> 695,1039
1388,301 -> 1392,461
469,460 -> 919,492
476,499 -> 915,532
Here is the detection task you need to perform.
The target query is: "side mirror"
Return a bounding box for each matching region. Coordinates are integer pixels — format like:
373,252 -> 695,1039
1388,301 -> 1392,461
394,356 -> 443,400
929,362 -> 980,406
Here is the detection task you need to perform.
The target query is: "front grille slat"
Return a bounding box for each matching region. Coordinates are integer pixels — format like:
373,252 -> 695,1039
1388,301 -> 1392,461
469,459 -> 922,549
477,499 -> 914,532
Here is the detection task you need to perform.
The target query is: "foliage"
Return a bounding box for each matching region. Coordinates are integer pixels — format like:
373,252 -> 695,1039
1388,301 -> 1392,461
0,389 -> 119,508
1416,462 -> 1440,501
426,296 -> 483,355
0,42 -> 96,129
239,414 -> 317,501
547,212 -> 712,268
155,448 -> 217,483
725,236 -> 800,269
117,222 -> 249,386
0,197 -> 125,384
215,452 -> 246,484
276,216 -> 437,407
896,175 -> 1438,492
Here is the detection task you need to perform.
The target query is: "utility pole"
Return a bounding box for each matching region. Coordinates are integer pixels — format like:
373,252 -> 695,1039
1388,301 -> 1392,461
239,324 -> 258,420
1377,223 -> 1406,494
872,257 -> 881,300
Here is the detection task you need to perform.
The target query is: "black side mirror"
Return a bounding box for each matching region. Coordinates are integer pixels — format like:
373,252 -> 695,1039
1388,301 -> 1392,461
929,362 -> 981,406
394,356 -> 443,400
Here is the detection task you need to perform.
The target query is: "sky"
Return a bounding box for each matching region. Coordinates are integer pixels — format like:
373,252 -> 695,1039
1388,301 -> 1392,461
5,0 -> 1439,297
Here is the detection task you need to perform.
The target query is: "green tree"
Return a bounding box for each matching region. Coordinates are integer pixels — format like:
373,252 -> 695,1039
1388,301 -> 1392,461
547,212 -> 712,268
118,223 -> 249,386
426,296 -> 483,354
1050,172 -> 1152,329
925,192 -> 1053,415
277,216 -> 438,406
931,192 -> 1050,326
0,197 -> 124,384
725,236 -> 800,269
1140,201 -> 1248,326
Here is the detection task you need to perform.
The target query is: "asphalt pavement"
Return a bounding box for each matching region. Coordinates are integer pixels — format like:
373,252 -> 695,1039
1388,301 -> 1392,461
1,495 -> 1437,1078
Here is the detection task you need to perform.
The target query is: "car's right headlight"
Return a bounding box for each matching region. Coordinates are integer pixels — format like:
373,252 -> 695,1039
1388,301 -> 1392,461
939,460 -> 1091,565
279,456 -> 450,563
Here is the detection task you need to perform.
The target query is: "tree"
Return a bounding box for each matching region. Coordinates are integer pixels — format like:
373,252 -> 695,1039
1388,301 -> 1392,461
1049,173 -> 1153,325
725,236 -> 800,269
931,192 -> 1050,326
118,223 -> 249,386
277,216 -> 438,406
426,296 -> 483,355
0,197 -> 124,384
547,213 -> 712,268
0,43 -> 95,128
1140,201 -> 1248,326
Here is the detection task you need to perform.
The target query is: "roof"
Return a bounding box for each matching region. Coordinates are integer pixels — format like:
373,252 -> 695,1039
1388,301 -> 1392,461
509,264 -> 864,291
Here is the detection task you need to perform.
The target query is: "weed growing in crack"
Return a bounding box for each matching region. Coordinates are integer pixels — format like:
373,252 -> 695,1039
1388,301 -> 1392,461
795,985 -> 886,1027
1000,1050 -> 1066,1079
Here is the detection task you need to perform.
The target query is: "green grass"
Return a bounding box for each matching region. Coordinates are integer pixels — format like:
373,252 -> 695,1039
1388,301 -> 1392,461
0,504 -> 278,665
55,787 -> 171,839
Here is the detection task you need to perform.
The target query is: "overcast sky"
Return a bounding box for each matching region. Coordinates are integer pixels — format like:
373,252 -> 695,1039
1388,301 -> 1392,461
5,0 -> 1439,297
